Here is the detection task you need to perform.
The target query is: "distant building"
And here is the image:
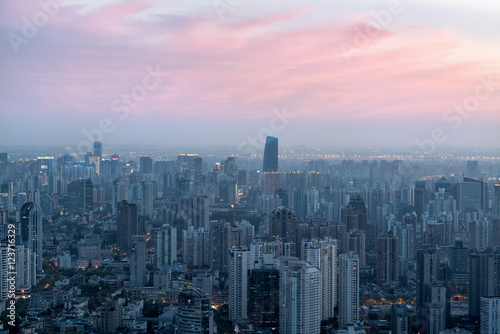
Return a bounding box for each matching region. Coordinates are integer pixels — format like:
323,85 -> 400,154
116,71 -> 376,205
263,136 -> 278,172
140,156 -> 153,174
93,141 -> 102,157
480,297 -> 500,334
229,247 -> 250,321
117,200 -> 142,252
67,179 -> 93,215
391,303 -> 408,334
339,253 -> 359,328
130,235 -> 147,287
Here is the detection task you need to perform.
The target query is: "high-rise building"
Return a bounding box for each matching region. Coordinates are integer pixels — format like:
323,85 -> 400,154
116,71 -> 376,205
269,207 -> 297,256
140,181 -> 154,217
423,281 -> 447,334
20,202 -> 43,274
209,220 -> 229,272
93,141 -> 102,157
130,235 -> 147,287
456,177 -> 487,212
391,303 -> 408,334
480,296 -> 500,334
67,179 -> 93,214
469,249 -> 500,318
378,231 -> 398,285
117,200 -> 142,252
263,136 -> 278,172
177,288 -> 213,334
248,267 -> 280,330
416,246 -> 440,330
339,253 -> 360,328
466,160 -> 479,179
153,224 -> 177,268
302,238 -> 338,320
449,238 -> 469,294
415,181 -> 427,219
140,156 -> 153,174
229,247 -> 250,321
279,258 -> 321,334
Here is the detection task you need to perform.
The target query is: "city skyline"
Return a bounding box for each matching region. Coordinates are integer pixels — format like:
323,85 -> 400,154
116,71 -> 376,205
1,1 -> 500,148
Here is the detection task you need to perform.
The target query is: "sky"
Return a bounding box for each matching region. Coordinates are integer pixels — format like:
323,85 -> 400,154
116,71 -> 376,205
1,0 -> 499,153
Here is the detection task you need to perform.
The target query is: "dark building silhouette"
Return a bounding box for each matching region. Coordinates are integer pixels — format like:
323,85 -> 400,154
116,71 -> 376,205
416,246 -> 440,330
449,238 -> 469,294
248,268 -> 280,330
469,248 -> 500,319
67,179 -> 93,214
263,136 -> 278,172
269,206 -> 297,256
415,181 -> 427,219
378,231 -> 398,285
391,303 -> 409,334
20,202 -> 43,274
117,200 -> 142,251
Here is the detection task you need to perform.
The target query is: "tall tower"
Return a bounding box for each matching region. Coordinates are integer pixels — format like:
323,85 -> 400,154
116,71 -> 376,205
481,297 -> 500,334
269,207 -> 297,256
229,247 -> 250,321
20,202 -> 43,274
153,224 -> 177,268
177,288 -> 213,334
302,238 -> 338,320
469,249 -> 500,319
279,259 -> 321,334
130,235 -> 147,287
263,136 -> 278,172
378,231 -> 398,285
93,141 -> 102,157
339,253 -> 359,328
391,303 -> 408,334
117,200 -> 141,252
416,246 -> 440,330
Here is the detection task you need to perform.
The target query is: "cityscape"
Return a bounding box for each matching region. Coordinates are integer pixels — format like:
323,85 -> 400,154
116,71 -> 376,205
1,0 -> 500,334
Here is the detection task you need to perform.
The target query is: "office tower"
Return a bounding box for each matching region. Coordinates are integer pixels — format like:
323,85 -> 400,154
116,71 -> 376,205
339,253 -> 360,328
93,141 -> 102,157
20,202 -> 43,274
209,220 -> 229,272
469,249 -> 500,318
177,288 -> 213,334
229,247 -> 250,321
67,179 -> 93,214
279,259 -> 321,334
466,161 -> 479,179
302,238 -> 338,320
153,224 -> 177,268
248,267 -> 280,330
449,238 -> 469,294
269,207 -> 297,256
391,303 -> 408,334
98,299 -> 122,334
140,181 -> 154,217
117,200 -> 142,252
416,246 -> 440,329
0,183 -> 13,212
480,297 -> 500,334
423,281 -> 447,334
218,178 -> 237,203
224,157 -> 238,179
130,235 -> 147,287
457,177 -> 487,212
378,231 -> 398,285
140,156 -> 153,174
263,136 -> 278,172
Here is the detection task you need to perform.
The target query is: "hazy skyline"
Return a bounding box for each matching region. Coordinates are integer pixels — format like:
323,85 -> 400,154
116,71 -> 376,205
1,0 -> 499,149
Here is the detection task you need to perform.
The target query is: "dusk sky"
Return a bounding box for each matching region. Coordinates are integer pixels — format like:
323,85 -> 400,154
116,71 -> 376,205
1,0 -> 499,150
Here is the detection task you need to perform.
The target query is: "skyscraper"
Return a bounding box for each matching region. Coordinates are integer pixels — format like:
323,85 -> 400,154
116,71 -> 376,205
130,235 -> 147,287
302,238 -> 338,320
93,141 -> 102,157
378,231 -> 398,285
248,267 -> 280,330
469,249 -> 500,319
339,253 -> 360,328
279,259 -> 321,334
449,238 -> 469,294
20,202 -> 43,274
153,224 -> 177,268
177,288 -> 213,334
269,207 -> 297,256
117,200 -> 142,252
263,136 -> 278,172
67,179 -> 93,215
229,247 -> 250,321
416,246 -> 440,330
